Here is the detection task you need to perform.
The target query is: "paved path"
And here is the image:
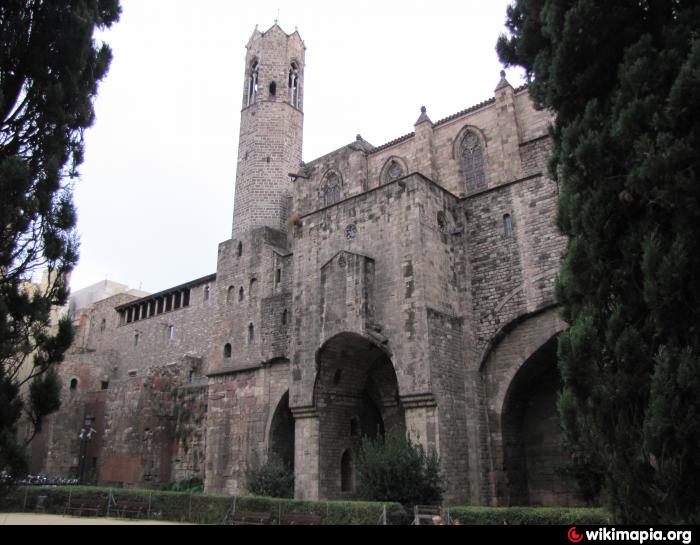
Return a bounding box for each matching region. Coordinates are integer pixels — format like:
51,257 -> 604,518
0,513 -> 188,525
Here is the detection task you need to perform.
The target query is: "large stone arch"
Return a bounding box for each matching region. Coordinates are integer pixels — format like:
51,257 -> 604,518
312,332 -> 404,499
480,307 -> 575,506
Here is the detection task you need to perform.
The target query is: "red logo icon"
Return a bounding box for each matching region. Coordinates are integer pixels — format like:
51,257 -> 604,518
568,527 -> 584,543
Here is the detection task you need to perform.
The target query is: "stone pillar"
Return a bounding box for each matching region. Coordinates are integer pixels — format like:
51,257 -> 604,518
401,394 -> 439,455
292,407 -> 320,501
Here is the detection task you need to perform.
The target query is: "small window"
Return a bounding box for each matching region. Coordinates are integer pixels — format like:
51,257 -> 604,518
504,214 -> 514,238
269,81 -> 277,97
239,287 -> 245,303
248,324 -> 255,344
101,381 -> 109,391
276,269 -> 282,285
183,289 -> 191,307
247,60 -> 259,106
333,369 -> 343,385
167,325 -> 175,340
70,378 -> 78,391
282,309 -> 288,326
250,278 -> 257,297
134,333 -> 139,347
224,344 -> 232,359
237,242 -> 243,257
227,286 -> 235,303
100,319 -> 106,332
289,62 -> 300,108
204,286 -> 210,302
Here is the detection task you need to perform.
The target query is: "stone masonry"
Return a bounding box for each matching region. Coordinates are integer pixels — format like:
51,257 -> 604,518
38,24 -> 577,507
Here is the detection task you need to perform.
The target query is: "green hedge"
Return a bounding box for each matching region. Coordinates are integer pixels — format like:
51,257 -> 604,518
447,506 -> 612,525
0,486 -> 409,525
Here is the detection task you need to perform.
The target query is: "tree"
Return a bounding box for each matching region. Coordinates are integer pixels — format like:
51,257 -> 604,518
356,429 -> 444,507
0,1 -> 121,477
497,0 -> 700,524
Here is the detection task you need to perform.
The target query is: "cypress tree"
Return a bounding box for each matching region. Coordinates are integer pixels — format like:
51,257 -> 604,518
498,0 -> 700,523
0,1 -> 121,476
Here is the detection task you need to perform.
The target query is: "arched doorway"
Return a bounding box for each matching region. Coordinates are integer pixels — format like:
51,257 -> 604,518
314,332 -> 404,499
500,335 -> 574,506
269,392 -> 294,471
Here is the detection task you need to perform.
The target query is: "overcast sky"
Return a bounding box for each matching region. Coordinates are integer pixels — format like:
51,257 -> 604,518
70,0 -> 524,294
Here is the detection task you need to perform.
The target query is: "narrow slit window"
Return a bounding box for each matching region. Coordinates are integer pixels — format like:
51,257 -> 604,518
224,344 -> 232,359
504,214 -> 514,238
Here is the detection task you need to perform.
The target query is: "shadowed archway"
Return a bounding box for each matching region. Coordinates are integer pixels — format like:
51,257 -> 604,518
314,332 -> 404,499
269,392 -> 295,471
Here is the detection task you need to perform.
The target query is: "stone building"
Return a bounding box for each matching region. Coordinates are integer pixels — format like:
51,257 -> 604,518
37,23 -> 574,507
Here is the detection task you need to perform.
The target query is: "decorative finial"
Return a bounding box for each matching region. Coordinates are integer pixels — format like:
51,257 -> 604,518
500,70 -> 506,78
421,106 -> 427,114
356,134 -> 363,141
275,8 -> 280,25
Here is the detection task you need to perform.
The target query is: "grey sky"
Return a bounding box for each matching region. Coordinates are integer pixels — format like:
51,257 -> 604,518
71,0 -> 524,294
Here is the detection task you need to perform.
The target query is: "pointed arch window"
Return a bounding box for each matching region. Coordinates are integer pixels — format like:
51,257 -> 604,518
247,60 -> 259,106
322,171 -> 342,207
289,62 -> 301,108
461,131 -> 486,193
383,159 -> 405,184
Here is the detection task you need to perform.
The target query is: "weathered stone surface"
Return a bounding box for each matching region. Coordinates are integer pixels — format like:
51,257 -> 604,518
39,23 -> 576,508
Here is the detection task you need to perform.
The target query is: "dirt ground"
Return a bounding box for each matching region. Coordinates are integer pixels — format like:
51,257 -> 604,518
0,513 -> 189,525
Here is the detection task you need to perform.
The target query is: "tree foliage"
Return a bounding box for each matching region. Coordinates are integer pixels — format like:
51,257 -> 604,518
498,0 -> 700,524
0,1 -> 121,475
356,429 -> 444,507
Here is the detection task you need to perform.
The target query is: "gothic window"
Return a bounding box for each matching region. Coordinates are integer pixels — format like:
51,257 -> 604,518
461,130 -> 486,192
383,159 -> 405,184
248,323 -> 255,344
237,241 -> 243,257
289,62 -> 300,108
239,287 -> 245,303
322,171 -> 342,207
70,378 -> 78,391
227,286 -> 234,303
247,60 -> 259,106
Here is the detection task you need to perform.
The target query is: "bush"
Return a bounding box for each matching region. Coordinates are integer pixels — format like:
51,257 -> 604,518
247,460 -> 294,499
0,485 -> 408,525
162,478 -> 203,494
357,429 -> 444,507
448,506 -> 612,526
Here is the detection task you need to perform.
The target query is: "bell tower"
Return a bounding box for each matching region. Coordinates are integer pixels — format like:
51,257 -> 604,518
231,24 -> 306,238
